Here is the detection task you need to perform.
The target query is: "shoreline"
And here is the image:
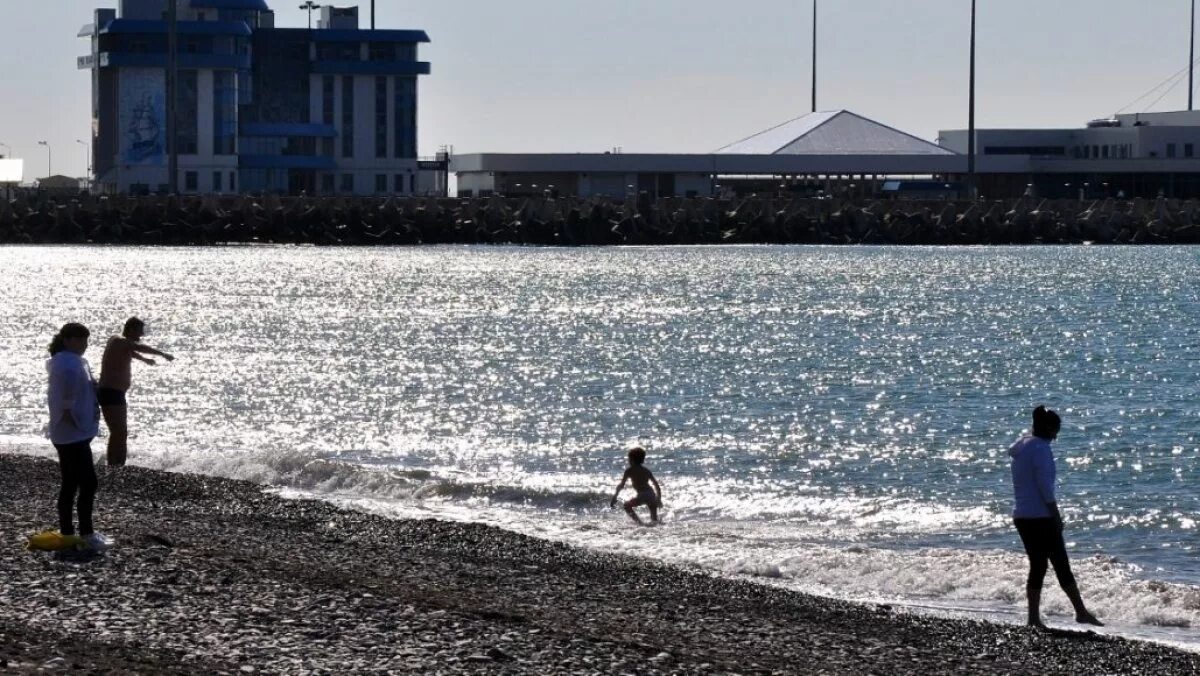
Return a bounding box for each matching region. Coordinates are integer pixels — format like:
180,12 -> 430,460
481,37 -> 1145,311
2,453 -> 1199,675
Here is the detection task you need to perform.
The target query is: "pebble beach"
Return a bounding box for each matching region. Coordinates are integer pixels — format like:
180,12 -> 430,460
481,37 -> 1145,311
1,454 -> 1198,675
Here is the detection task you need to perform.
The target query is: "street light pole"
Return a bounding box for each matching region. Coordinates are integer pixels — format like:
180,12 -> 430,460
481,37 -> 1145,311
967,0 -> 977,200
300,1 -> 319,29
371,0 -> 376,29
77,139 -> 90,191
38,141 -> 51,178
167,0 -> 179,193
1191,0 -> 1196,110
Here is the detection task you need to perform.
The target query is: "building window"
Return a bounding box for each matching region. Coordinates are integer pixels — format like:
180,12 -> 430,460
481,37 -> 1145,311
1102,145 -> 1109,159
394,174 -> 404,193
342,76 -> 354,158
376,174 -> 387,193
178,70 -> 199,155
1187,144 -> 1195,158
369,43 -> 396,62
393,77 -> 417,159
322,75 -> 335,124
213,71 -> 236,155
409,173 -> 416,193
1168,143 -> 1177,158
983,146 -> 1065,156
185,171 -> 198,191
230,171 -> 236,192
322,174 -> 334,194
341,174 -> 354,193
375,76 -> 388,158
213,171 -> 222,192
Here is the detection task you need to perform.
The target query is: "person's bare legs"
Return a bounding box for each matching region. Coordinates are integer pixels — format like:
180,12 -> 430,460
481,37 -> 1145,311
623,501 -> 644,525
648,502 -> 659,525
101,405 -> 128,467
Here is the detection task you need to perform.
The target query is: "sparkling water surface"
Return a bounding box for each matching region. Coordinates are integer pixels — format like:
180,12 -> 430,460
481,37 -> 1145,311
2,245 -> 1199,644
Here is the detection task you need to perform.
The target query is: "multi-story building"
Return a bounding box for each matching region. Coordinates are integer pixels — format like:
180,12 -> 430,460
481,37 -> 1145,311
78,0 -> 431,195
939,111 -> 1200,199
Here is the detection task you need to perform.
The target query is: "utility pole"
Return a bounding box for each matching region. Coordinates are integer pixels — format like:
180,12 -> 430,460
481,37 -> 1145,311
167,0 -> 179,193
371,0 -> 376,29
1191,0 -> 1196,110
967,0 -> 977,200
811,0 -> 818,113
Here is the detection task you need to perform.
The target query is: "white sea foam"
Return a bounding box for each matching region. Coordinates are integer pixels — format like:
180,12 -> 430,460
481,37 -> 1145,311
6,245 -> 1200,652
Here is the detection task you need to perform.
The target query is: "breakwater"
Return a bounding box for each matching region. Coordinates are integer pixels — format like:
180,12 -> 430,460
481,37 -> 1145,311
6,192 -> 1200,245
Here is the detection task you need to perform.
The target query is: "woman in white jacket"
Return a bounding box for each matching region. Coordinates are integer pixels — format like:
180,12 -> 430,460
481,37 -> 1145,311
46,323 -> 104,549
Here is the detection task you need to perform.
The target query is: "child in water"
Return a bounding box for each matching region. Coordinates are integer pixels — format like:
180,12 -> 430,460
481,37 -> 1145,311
610,447 -> 662,525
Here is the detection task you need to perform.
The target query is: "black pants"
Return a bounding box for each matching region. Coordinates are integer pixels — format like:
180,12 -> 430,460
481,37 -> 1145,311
53,439 -> 96,536
1014,517 -> 1077,592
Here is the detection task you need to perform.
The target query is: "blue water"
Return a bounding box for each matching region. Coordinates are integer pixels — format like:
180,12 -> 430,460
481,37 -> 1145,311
2,245 -> 1198,641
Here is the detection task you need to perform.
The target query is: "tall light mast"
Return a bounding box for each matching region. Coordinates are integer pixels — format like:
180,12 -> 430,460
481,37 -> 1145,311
967,0 -> 977,200
811,0 -> 818,113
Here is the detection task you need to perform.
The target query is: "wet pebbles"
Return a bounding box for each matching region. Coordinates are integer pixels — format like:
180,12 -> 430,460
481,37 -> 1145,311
1,453 -> 1197,674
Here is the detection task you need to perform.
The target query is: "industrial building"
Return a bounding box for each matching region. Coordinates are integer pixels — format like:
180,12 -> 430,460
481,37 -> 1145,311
78,0 -> 439,196
939,111 -> 1200,199
454,109 -> 1200,200
452,110 -> 961,199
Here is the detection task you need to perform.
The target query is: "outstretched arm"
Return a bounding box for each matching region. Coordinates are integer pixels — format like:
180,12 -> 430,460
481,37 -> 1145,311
132,342 -> 174,362
610,472 -> 629,508
133,353 -> 157,366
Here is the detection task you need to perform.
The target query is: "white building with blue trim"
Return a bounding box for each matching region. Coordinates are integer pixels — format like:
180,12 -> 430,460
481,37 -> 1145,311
79,0 -> 432,195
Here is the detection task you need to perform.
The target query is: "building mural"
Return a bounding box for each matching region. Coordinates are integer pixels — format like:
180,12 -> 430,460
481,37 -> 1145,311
120,68 -> 165,166
81,2 -> 432,195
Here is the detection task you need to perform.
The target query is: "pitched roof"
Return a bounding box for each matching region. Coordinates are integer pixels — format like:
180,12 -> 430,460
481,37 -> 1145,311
715,110 -> 956,156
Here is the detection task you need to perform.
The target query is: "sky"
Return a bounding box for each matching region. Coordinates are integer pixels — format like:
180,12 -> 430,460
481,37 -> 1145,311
0,0 -> 1198,178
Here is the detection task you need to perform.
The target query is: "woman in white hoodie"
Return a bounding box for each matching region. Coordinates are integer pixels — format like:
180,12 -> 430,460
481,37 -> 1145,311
1009,405 -> 1100,628
46,323 -> 104,549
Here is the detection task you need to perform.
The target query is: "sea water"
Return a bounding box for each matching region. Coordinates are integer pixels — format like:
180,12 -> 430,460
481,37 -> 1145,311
2,245 -> 1198,646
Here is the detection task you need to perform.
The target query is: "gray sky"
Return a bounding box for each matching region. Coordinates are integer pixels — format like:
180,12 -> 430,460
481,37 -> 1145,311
0,0 -> 1196,178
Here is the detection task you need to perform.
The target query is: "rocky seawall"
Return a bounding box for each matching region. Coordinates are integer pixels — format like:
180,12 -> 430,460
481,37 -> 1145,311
6,193 -> 1200,246
2,453 -> 1200,674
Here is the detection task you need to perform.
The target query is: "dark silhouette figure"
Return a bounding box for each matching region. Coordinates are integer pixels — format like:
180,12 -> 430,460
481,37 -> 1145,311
46,323 -> 104,549
610,447 -> 663,526
1009,406 -> 1102,629
98,317 -> 174,466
